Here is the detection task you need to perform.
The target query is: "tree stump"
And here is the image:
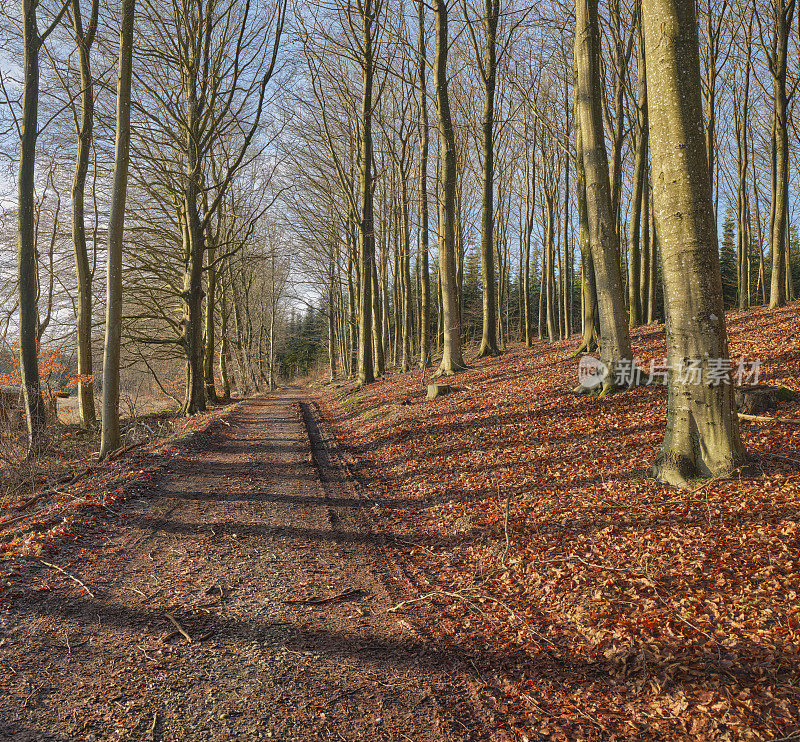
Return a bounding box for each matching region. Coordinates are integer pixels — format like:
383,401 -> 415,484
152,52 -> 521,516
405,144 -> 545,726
426,384 -> 451,401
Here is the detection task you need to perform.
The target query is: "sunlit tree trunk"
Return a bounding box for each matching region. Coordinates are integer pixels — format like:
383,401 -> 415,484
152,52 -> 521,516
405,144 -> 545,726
70,0 -> 99,429
203,239 -> 219,404
433,0 -> 466,376
768,0 -> 794,309
99,0 -> 136,459
642,0 -> 747,486
628,6 -> 647,328
18,0 -> 53,452
574,111 -> 600,354
465,0 -> 501,358
734,14 -> 752,311
218,273 -> 231,401
574,0 -> 633,392
417,0 -> 430,369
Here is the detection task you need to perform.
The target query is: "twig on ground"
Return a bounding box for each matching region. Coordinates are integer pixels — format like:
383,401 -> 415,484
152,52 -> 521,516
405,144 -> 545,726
39,560 -> 95,598
387,590 -> 478,614
520,692 -> 550,715
0,513 -> 31,530
500,484 -> 512,568
282,588 -> 363,605
566,701 -> 607,731
565,553 -> 647,577
766,732 -> 800,742
388,588 -> 557,650
738,412 -> 800,425
14,492 -> 47,512
148,711 -> 159,740
165,613 -> 192,642
13,467 -> 95,512
754,450 -> 800,467
136,645 -> 158,662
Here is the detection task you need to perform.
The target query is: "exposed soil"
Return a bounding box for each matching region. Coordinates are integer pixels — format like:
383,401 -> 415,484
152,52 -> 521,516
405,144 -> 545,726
0,392 -> 492,741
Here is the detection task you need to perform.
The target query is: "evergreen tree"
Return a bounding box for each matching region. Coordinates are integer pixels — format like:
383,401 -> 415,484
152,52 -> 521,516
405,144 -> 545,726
720,206 -> 737,308
790,225 -> 800,299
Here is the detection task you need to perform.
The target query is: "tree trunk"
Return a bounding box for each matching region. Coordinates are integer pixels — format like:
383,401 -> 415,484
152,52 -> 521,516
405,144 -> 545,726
70,0 -> 99,429
642,0 -> 747,486
474,0 -> 500,358
417,2 -> 430,370
99,0 -> 135,459
734,21 -> 751,311
574,111 -> 600,354
18,0 -> 48,452
523,131 -> 536,347
640,164 -> 651,316
328,253 -> 337,382
181,81 -> 207,415
769,0 -> 794,309
433,0 -> 465,376
628,8 -> 647,328
574,0 -> 633,392
544,185 -> 557,342
357,1 -> 375,386
203,242 -> 219,404
218,274 -> 231,401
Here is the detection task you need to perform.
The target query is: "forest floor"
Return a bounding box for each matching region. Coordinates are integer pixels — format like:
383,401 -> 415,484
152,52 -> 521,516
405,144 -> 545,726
317,300 -> 800,742
1,302 -> 799,742
0,392 -> 491,741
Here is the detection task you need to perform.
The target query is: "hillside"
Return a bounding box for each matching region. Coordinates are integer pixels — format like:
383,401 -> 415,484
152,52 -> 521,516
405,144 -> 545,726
319,301 -> 800,741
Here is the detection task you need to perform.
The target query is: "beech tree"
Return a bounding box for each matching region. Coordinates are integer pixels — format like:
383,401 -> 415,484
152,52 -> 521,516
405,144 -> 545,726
574,0 -> 632,393
433,0 -> 466,376
642,0 -> 747,485
65,0 -> 100,429
16,0 -> 71,452
99,0 -> 136,460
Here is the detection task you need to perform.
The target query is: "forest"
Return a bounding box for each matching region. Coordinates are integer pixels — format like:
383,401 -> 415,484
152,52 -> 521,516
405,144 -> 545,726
1,0 -> 800,739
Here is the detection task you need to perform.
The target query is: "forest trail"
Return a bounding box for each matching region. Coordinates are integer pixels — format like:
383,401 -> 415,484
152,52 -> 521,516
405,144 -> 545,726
0,392 -> 486,741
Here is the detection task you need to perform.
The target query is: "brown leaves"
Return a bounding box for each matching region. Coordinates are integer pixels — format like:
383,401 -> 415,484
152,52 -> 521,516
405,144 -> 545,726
321,301 -> 800,740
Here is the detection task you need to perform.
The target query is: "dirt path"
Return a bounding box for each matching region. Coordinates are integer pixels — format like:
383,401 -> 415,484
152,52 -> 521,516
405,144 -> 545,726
0,392 -> 487,741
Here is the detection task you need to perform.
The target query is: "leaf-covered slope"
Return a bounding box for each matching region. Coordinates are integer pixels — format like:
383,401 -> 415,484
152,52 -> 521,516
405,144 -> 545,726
321,301 -> 800,741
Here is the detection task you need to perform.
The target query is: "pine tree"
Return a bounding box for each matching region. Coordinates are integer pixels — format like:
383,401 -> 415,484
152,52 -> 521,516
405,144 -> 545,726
790,225 -> 800,299
720,206 -> 737,308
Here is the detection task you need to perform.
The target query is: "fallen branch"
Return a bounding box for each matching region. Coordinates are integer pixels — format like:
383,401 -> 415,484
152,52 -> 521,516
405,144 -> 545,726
148,712 -> 159,741
388,588 -> 557,650
753,450 -> 800,467
282,588 -> 363,605
0,513 -> 31,531
165,613 -> 192,642
738,412 -> 800,425
39,560 -> 95,598
499,484 -> 512,568
14,467 -> 94,512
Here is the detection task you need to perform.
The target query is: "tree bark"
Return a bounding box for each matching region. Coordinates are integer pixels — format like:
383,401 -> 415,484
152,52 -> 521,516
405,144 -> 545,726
99,0 -> 136,459
433,0 -> 466,376
574,111 -> 600,354
18,0 -> 50,452
768,0 -> 794,309
627,7 -> 647,328
70,0 -> 99,429
417,1 -> 430,370
357,0 -> 376,385
203,240 -> 219,404
468,0 -> 501,358
218,273 -> 231,401
574,0 -> 633,392
642,0 -> 747,486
